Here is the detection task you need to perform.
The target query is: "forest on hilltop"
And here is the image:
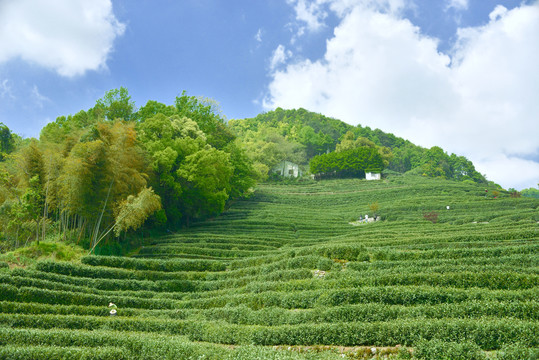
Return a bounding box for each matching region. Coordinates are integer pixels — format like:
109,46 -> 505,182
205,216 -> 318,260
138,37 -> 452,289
0,89 -> 533,254
229,107 -> 486,182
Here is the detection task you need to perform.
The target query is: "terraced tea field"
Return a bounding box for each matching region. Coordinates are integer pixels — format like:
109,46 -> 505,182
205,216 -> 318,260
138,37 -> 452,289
1,176 -> 538,359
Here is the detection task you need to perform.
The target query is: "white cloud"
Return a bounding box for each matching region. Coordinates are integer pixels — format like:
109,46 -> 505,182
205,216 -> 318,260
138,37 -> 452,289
0,0 -> 125,77
288,0 -> 409,33
0,79 -> 15,100
477,155 -> 539,191
270,45 -> 293,71
255,29 -> 263,43
446,0 -> 469,11
265,2 -> 539,189
488,5 -> 508,21
287,0 -> 328,34
31,85 -> 50,109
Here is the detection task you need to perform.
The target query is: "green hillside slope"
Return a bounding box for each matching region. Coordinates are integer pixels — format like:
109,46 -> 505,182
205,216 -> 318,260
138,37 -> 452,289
1,175 -> 538,359
230,108 -> 486,183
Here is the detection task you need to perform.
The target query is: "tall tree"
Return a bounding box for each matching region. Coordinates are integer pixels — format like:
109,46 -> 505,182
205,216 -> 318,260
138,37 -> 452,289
175,91 -> 235,149
95,87 -> 136,122
57,121 -> 154,248
137,113 -> 206,225
0,123 -> 15,158
177,147 -> 233,223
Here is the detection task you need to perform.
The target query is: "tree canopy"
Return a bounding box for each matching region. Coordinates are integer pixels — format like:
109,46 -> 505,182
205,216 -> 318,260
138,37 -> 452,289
0,92 -> 487,254
230,108 -> 486,183
0,89 -> 256,253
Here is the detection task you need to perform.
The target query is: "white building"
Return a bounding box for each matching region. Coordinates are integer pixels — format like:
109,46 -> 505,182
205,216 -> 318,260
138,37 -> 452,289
272,160 -> 302,178
365,171 -> 381,180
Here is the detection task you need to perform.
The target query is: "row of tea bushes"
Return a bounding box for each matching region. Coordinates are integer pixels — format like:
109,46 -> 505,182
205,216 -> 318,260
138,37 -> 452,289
1,313 -> 537,349
2,299 -> 535,324
0,283 -> 177,309
81,255 -> 226,272
35,260 -> 209,281
0,327 -> 340,360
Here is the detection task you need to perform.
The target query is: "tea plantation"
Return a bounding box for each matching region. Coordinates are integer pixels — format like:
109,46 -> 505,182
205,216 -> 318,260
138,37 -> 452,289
1,175 -> 538,359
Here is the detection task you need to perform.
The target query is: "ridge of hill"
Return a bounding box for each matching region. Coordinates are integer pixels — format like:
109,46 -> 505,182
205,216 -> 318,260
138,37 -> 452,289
1,175 -> 538,359
230,108 -> 487,184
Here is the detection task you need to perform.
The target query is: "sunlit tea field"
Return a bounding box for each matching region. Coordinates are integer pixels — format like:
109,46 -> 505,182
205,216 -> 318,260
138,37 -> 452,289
1,175 -> 538,359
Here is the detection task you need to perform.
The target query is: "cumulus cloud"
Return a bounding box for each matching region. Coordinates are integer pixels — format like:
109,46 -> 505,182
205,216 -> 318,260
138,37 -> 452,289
265,2 -> 539,189
287,0 -> 328,34
0,0 -> 125,77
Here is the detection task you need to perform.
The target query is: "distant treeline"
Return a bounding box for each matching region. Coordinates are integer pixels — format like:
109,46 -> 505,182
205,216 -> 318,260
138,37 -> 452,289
229,107 -> 486,182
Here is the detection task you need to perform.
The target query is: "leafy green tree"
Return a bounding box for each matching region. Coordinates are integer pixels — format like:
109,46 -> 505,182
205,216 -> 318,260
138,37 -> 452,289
136,100 -> 176,122
40,110 -> 97,147
298,125 -> 331,157
137,113 -> 206,225
95,87 -> 136,121
521,186 -> 539,199
448,154 -> 485,183
0,123 -> 15,159
310,147 -> 384,178
335,132 -> 392,167
177,147 -> 233,223
388,143 -> 423,173
421,146 -> 451,178
175,91 -> 234,149
4,140 -> 47,244
225,141 -> 257,199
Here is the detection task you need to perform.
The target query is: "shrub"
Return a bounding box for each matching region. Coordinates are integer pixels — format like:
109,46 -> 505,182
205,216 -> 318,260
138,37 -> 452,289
423,211 -> 439,223
81,256 -> 226,272
497,343 -> 539,360
413,339 -> 486,360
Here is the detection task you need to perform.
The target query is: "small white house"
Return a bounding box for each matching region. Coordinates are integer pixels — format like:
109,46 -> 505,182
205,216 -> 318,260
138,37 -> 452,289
272,160 -> 302,178
365,171 -> 381,180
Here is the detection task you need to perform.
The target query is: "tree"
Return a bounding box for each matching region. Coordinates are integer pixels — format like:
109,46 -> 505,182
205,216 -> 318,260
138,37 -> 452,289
521,187 -> 539,199
136,100 -> 176,122
335,132 -> 392,167
95,87 -> 136,122
177,147 -> 233,222
57,121 -> 153,248
175,91 -> 234,149
0,123 -> 15,158
368,201 -> 380,217
8,140 -> 46,243
421,146 -> 450,178
225,141 -> 257,199
310,147 -> 384,178
137,113 -> 206,225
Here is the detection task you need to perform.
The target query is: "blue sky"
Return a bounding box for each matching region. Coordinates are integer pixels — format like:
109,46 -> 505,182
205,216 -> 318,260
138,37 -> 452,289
0,0 -> 538,190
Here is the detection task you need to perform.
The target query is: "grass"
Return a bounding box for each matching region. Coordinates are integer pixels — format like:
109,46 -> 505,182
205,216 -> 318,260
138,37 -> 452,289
0,239 -> 86,267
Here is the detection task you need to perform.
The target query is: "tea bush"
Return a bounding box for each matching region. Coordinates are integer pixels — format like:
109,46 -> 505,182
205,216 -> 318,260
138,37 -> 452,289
0,177 -> 537,357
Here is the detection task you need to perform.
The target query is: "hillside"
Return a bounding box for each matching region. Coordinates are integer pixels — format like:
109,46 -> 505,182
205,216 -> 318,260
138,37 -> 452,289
1,175 -> 538,359
230,108 -> 486,183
